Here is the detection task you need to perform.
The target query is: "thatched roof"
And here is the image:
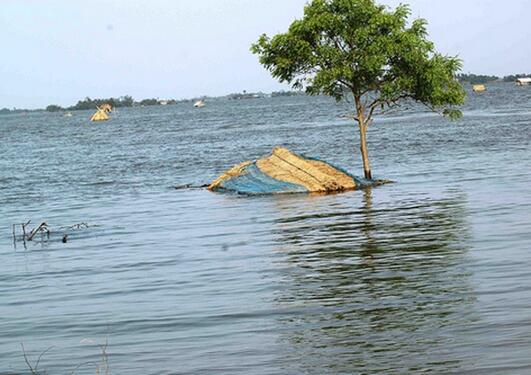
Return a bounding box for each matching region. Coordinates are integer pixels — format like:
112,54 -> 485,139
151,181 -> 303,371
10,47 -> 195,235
90,108 -> 109,121
208,147 -> 366,194
99,104 -> 113,113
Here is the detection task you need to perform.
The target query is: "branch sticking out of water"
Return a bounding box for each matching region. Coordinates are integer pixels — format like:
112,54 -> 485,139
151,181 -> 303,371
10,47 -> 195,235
59,222 -> 90,230
21,343 -> 54,375
19,339 -> 112,375
11,220 -> 95,248
27,222 -> 50,241
174,183 -> 210,190
11,220 -> 32,249
96,338 -> 110,375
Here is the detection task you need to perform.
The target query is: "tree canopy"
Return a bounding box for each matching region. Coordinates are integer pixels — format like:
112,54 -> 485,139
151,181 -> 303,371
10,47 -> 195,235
457,73 -> 499,85
503,73 -> 531,82
45,104 -> 64,112
69,96 -> 134,110
252,0 -> 466,179
252,0 -> 465,122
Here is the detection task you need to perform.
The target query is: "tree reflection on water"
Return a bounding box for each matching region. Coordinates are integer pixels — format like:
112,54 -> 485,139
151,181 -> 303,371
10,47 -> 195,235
271,188 -> 477,374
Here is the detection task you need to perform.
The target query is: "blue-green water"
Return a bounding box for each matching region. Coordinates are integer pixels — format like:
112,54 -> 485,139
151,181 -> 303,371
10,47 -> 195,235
1,84 -> 530,374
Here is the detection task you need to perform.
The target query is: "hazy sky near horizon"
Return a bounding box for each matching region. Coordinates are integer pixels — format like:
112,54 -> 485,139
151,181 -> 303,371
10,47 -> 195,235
2,0 -> 530,108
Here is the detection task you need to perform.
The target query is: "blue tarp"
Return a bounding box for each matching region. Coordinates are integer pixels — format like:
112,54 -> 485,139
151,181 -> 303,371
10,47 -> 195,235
216,164 -> 308,194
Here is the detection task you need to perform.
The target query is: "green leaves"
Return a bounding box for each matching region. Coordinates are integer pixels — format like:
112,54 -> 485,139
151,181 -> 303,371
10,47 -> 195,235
251,0 -> 465,121
443,108 -> 463,120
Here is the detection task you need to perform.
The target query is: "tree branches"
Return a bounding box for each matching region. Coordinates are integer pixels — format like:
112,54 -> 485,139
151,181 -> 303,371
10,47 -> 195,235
251,0 -> 465,117
21,343 -> 54,375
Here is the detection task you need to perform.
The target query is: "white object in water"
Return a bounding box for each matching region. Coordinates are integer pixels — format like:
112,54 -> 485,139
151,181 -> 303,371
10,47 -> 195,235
516,77 -> 531,86
194,100 -> 205,108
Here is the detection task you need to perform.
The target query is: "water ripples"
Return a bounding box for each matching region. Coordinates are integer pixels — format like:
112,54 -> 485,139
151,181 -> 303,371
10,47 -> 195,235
1,84 -> 531,373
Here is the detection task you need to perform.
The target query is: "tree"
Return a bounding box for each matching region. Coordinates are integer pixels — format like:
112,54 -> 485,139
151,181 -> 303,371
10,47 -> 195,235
139,98 -> 159,106
503,73 -> 531,82
46,104 -> 63,112
457,73 -> 499,85
252,0 -> 465,179
120,95 -> 134,107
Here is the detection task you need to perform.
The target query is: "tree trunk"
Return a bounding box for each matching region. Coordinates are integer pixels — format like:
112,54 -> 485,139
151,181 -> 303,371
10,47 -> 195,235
355,96 -> 372,180
359,121 -> 372,180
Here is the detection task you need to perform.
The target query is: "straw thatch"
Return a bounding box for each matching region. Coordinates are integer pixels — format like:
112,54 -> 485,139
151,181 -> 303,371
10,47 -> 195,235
90,108 -> 109,121
99,103 -> 113,113
256,147 -> 357,192
208,161 -> 253,191
208,147 -> 361,193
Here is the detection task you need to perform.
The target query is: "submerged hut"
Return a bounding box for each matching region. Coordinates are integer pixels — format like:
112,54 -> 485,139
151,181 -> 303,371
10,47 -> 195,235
90,103 -> 112,121
209,147 -> 386,195
472,84 -> 486,92
99,103 -> 113,112
90,107 -> 109,121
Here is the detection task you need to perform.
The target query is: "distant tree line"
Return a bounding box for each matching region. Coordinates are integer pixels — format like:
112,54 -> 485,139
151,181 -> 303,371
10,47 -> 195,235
137,98 -> 178,106
0,107 -> 41,115
457,74 -> 499,84
42,96 -> 182,112
227,91 -> 267,100
502,74 -> 531,82
69,96 -> 134,110
271,90 -> 306,97
458,73 -> 531,84
5,73 -> 531,116
45,104 -> 63,112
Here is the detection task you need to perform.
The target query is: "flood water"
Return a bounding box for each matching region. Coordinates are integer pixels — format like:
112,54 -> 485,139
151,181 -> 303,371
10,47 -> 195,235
1,83 -> 530,374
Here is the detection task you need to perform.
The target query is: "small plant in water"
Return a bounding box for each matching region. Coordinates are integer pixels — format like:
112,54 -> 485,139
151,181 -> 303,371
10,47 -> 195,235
20,339 -> 110,375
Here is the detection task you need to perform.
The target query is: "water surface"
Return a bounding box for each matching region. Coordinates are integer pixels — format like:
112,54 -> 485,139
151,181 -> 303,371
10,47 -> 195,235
1,83 -> 530,374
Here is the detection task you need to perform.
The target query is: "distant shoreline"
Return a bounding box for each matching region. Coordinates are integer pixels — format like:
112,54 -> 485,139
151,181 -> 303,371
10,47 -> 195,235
0,90 -> 306,115
458,72 -> 531,85
2,77 -> 530,116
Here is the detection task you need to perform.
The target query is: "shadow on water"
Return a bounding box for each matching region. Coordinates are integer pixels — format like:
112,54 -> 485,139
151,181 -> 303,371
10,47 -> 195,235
270,189 -> 478,374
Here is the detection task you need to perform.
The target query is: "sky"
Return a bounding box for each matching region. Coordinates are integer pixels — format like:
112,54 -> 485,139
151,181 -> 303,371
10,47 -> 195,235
1,0 -> 530,109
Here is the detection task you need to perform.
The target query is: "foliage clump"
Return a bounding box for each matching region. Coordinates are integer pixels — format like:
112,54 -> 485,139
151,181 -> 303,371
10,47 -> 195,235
252,0 -> 466,178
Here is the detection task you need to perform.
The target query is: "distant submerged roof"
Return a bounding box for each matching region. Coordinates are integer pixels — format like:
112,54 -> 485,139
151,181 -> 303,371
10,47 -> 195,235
90,108 -> 109,121
100,103 -> 112,111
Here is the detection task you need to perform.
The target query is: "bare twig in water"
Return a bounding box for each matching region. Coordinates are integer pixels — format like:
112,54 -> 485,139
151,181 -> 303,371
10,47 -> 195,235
69,360 -> 97,375
11,221 -> 95,248
21,343 -> 54,375
96,337 -> 110,375
174,183 -> 192,190
21,220 -> 30,239
27,222 -> 50,241
174,184 -> 210,190
70,337 -> 111,375
21,220 -> 30,249
59,223 -> 90,230
19,338 -> 111,375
